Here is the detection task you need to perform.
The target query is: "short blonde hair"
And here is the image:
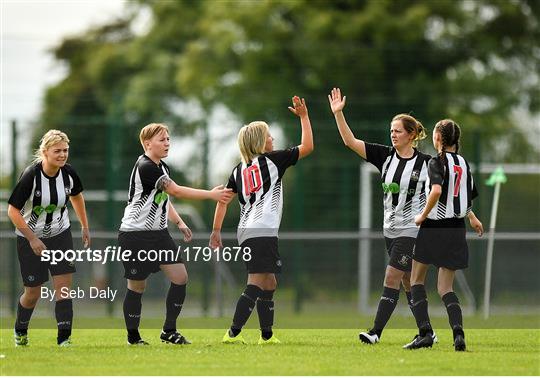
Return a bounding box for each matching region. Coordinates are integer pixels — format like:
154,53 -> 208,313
238,121 -> 269,164
139,123 -> 169,150
33,129 -> 70,163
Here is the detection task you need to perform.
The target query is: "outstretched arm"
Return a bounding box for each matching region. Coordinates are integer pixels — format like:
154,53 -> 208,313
328,87 -> 366,159
70,193 -> 91,248
288,96 -> 314,159
158,177 -> 233,203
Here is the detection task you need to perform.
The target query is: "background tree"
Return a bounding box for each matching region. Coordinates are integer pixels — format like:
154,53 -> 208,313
36,0 -> 540,231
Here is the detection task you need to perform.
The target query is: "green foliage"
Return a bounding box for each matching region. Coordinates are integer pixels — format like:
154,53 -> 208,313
35,0 -> 539,230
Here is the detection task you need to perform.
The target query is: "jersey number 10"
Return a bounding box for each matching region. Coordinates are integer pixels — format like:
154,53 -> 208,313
243,165 -> 262,195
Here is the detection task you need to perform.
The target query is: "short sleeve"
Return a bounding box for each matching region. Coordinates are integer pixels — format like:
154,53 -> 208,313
364,143 -> 392,172
226,166 -> 238,193
139,157 -> 169,190
266,147 -> 300,177
8,165 -> 36,210
64,164 -> 83,196
428,157 -> 444,186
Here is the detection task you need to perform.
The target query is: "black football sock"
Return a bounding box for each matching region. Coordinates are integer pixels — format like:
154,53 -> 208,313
257,290 -> 275,340
406,290 -> 414,316
442,292 -> 464,338
371,287 -> 400,337
15,301 -> 35,334
163,283 -> 186,333
123,289 -> 143,342
230,285 -> 263,336
411,284 -> 433,337
55,299 -> 73,344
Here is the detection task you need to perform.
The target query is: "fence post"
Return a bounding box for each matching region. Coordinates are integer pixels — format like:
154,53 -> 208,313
293,164 -> 305,313
105,113 -> 121,316
471,130 -> 483,312
10,120 -> 18,316
201,122 -> 211,316
358,163 -> 372,313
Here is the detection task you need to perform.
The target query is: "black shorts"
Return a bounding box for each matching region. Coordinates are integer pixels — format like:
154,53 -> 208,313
242,237 -> 282,274
385,237 -> 415,272
17,228 -> 76,287
119,229 -> 184,280
413,218 -> 468,270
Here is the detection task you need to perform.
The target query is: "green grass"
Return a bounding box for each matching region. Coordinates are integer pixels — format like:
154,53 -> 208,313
1,311 -> 539,329
1,328 -> 539,375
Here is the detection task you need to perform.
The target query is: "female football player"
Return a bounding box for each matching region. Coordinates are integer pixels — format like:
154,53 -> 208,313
119,123 -> 233,345
210,96 -> 314,344
329,88 -> 437,345
8,129 -> 90,346
404,119 -> 483,351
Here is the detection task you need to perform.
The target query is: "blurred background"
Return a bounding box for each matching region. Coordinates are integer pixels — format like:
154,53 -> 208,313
1,0 -> 539,326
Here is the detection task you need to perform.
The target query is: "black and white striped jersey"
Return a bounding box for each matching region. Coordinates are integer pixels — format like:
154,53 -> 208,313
8,162 -> 83,239
227,147 -> 299,244
120,155 -> 171,231
426,153 -> 478,220
365,143 -> 431,238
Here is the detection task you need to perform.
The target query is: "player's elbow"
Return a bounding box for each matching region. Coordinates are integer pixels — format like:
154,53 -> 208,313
7,204 -> 19,221
299,144 -> 314,159
431,185 -> 442,197
165,183 -> 183,198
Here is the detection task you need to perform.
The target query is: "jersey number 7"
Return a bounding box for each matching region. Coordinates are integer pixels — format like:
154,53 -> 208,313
243,165 -> 262,195
453,165 -> 463,197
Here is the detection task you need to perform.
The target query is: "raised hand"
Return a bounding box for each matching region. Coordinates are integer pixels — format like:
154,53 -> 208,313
328,87 -> 346,114
288,96 -> 308,118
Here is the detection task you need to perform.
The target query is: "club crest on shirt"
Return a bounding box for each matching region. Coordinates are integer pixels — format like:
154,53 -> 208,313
35,190 -> 41,198
411,170 -> 420,182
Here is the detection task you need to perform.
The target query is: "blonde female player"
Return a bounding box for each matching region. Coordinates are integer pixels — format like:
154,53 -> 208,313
8,129 -> 90,347
210,96 -> 314,344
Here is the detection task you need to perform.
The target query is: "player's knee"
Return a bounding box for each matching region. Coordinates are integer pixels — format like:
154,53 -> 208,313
172,273 -> 188,286
384,270 -> 402,288
265,275 -> 277,290
23,287 -> 41,304
128,280 -> 146,293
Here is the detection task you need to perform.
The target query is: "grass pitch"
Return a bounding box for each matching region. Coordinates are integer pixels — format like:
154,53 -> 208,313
1,327 -> 539,375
